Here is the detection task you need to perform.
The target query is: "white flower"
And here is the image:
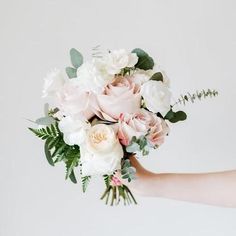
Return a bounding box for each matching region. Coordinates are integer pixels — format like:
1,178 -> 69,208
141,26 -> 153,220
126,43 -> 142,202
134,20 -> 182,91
77,61 -> 112,94
42,69 -> 65,98
141,80 -> 171,116
80,124 -> 123,176
58,116 -> 90,146
129,69 -> 153,85
102,49 -> 138,75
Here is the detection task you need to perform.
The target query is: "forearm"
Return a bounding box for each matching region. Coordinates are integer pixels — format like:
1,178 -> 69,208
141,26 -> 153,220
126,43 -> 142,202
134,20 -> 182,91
136,170 -> 236,207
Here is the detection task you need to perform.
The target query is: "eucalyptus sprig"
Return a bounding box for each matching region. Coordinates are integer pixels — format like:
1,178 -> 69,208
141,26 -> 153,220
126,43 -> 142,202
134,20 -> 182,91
173,89 -> 218,106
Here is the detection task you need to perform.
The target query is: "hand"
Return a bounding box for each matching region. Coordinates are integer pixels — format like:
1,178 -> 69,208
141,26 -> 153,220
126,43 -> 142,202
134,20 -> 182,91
117,155 -> 157,196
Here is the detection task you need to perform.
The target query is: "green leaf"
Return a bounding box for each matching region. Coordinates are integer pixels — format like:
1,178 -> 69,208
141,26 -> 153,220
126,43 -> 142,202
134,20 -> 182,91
164,109 -> 187,123
35,117 -> 55,126
66,67 -> 77,79
164,109 -> 175,120
44,141 -> 54,166
82,176 -> 91,193
70,48 -> 83,69
132,48 -> 154,70
150,72 -> 163,82
69,170 -> 77,184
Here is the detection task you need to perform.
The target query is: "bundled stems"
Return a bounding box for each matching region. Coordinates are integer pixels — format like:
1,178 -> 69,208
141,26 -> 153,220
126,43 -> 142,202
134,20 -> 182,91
100,184 -> 137,206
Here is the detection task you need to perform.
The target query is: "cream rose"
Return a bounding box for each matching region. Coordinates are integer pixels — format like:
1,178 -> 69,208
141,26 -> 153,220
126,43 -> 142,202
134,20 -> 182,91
95,76 -> 141,121
141,80 -> 171,116
118,109 -> 169,147
80,124 -> 123,176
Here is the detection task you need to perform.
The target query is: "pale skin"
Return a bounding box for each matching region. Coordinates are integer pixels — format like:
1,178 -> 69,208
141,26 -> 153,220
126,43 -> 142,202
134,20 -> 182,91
119,156 -> 236,208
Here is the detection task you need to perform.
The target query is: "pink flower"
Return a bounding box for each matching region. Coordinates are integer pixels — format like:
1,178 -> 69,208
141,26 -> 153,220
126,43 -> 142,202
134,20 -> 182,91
95,76 -> 141,121
57,79 -> 95,120
118,109 -> 169,147
110,176 -> 123,186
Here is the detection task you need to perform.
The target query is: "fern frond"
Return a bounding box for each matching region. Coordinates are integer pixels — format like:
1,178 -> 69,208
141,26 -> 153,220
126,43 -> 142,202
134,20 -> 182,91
81,176 -> 91,193
103,175 -> 112,188
28,123 -> 60,140
173,89 -> 218,106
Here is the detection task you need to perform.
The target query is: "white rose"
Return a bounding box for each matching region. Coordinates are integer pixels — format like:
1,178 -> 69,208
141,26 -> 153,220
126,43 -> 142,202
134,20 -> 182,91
77,61 -> 112,94
58,116 -> 90,146
129,69 -> 153,85
102,49 -> 138,75
80,124 -> 123,176
42,69 -> 65,98
141,80 -> 171,116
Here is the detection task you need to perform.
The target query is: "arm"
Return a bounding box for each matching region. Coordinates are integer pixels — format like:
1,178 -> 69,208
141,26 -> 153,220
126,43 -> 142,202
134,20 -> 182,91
122,156 -> 236,208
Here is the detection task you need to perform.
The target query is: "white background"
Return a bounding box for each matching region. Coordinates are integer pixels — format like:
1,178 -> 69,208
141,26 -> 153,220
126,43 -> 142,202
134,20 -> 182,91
1,0 -> 236,235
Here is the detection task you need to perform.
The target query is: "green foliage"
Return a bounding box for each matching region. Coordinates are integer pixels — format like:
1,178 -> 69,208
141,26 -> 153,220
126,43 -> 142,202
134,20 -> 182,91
126,136 -> 150,156
121,159 -> 136,182
29,123 -> 80,184
65,48 -> 83,78
150,72 -> 163,82
132,48 -> 154,70
164,109 -> 187,123
65,147 -> 80,180
174,89 -> 219,106
103,175 -> 112,188
81,176 -> 91,193
66,67 -> 77,79
70,48 -> 83,69
35,116 -> 56,126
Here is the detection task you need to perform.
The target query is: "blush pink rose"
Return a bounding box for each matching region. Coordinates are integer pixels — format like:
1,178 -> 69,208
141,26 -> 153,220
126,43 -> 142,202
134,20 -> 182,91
95,76 -> 141,121
57,79 -> 95,120
118,109 -> 169,147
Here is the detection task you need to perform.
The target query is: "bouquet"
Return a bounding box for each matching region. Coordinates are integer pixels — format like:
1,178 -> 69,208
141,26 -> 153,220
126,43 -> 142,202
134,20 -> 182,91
29,47 -> 218,205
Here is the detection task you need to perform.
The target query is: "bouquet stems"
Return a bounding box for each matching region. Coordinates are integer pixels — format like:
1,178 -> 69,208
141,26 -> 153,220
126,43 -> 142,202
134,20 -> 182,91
100,184 -> 137,206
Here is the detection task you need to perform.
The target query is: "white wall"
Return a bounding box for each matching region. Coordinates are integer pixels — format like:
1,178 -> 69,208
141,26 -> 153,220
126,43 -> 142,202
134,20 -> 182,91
1,0 -> 236,235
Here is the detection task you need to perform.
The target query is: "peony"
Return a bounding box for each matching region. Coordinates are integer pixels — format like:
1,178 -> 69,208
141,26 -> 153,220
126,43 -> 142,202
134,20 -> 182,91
57,79 -> 95,120
58,116 -> 90,146
102,49 -> 138,75
42,69 -> 65,98
141,80 -> 171,116
80,124 -> 123,176
95,76 -> 141,121
118,109 -> 169,147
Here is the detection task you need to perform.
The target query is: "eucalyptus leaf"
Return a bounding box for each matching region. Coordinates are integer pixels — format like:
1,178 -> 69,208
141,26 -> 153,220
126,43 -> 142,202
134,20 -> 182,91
164,109 -> 187,123
35,116 -> 55,126
66,67 -> 77,79
150,72 -> 163,82
132,48 -> 154,70
70,48 -> 83,68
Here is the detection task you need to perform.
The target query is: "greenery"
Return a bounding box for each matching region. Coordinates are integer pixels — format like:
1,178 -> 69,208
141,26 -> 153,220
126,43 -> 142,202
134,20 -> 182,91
29,123 -> 80,184
121,159 -> 136,182
132,48 -> 154,70
65,48 -> 83,78
164,109 -> 187,123
173,89 -> 218,106
150,72 -> 163,82
81,176 -> 91,193
126,136 -> 150,156
66,67 -> 77,79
